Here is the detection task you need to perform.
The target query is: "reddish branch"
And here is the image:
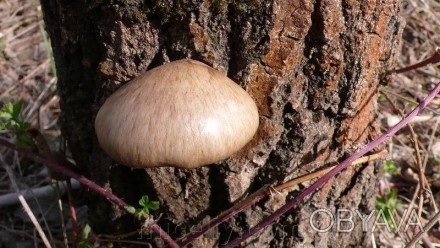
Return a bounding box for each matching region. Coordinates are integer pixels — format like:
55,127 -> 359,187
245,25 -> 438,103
179,151 -> 387,247
381,92 -> 427,193
65,179 -> 78,248
223,81 -> 440,248
0,139 -> 180,248
393,49 -> 440,74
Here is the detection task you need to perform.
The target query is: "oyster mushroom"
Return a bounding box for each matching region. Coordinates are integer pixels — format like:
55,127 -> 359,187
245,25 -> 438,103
95,59 -> 259,169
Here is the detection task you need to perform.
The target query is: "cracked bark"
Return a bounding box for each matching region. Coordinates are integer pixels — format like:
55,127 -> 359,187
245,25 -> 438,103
40,0 -> 403,247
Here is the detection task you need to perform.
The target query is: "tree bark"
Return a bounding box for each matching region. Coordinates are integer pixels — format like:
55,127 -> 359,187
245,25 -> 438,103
41,0 -> 403,247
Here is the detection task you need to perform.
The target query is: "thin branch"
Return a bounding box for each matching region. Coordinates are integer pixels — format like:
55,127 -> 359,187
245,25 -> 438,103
381,92 -> 426,196
275,150 -> 387,192
381,90 -> 440,244
406,211 -> 440,248
0,178 -> 80,207
0,223 -> 153,247
180,150 -> 387,247
66,179 -> 78,248
423,119 -> 440,213
393,49 -> 440,74
54,183 -> 69,248
0,155 -> 52,248
223,81 -> 440,248
0,223 -> 67,245
381,88 -> 440,116
0,140 -> 180,248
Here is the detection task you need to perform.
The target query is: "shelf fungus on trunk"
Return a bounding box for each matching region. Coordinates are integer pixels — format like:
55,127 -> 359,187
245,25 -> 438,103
95,59 -> 259,169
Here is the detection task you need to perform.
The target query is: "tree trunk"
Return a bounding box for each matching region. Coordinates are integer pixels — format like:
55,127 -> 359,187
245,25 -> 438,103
40,0 -> 403,247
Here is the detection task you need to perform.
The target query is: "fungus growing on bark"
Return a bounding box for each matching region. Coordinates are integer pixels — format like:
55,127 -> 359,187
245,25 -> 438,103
95,59 -> 259,169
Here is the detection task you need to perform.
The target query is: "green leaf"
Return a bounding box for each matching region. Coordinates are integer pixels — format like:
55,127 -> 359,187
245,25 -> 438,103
3,102 -> 13,114
378,93 -> 385,102
82,224 -> 91,239
147,201 -> 160,211
77,224 -> 92,248
382,160 -> 398,174
388,189 -> 397,199
376,197 -> 386,210
8,119 -> 19,128
136,195 -> 160,218
0,101 -> 30,133
16,132 -> 35,149
125,206 -> 137,214
78,240 -> 92,248
139,195 -> 150,208
22,121 -> 30,130
0,111 -> 12,119
435,155 -> 440,164
39,22 -> 57,78
12,100 -> 24,119
137,208 -> 149,218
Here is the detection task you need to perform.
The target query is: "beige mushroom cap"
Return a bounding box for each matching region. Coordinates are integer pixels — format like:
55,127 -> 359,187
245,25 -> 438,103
95,59 -> 259,169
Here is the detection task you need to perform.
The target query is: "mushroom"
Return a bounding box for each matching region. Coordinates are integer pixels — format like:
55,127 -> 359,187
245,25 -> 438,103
95,59 -> 259,169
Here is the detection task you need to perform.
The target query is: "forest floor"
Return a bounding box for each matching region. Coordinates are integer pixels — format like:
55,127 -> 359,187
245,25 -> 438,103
1,0 -> 440,247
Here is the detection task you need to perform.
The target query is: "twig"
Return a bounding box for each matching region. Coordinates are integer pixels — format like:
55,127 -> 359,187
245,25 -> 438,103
382,91 -> 440,243
0,223 -> 153,247
381,91 -> 426,205
0,139 -> 180,248
179,185 -> 270,247
89,237 -> 153,246
54,183 -> 69,248
0,224 -> 67,245
0,178 -> 80,207
66,179 -> 78,248
381,88 -> 440,117
179,150 -> 387,247
0,155 -> 52,248
424,119 -> 440,213
223,81 -> 440,248
393,49 -> 440,74
14,153 -> 56,245
0,59 -> 50,99
275,150 -> 387,192
405,115 -> 440,248
97,229 -> 141,240
406,211 -> 440,248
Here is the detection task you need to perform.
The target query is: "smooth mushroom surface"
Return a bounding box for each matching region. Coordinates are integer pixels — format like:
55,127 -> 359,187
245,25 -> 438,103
95,59 -> 259,169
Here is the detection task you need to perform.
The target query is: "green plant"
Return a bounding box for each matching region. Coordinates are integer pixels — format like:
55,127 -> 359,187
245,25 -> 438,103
434,155 -> 440,164
377,92 -> 386,102
408,102 -> 418,109
78,224 -> 92,248
376,188 -> 403,230
0,33 -> 6,59
382,160 -> 398,174
136,195 -> 159,218
38,22 -> 57,78
0,100 -> 34,148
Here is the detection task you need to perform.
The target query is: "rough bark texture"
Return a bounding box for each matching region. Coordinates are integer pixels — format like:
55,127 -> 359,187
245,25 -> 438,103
41,0 -> 403,247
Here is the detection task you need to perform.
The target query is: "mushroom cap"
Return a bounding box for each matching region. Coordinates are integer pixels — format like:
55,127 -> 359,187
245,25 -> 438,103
95,59 -> 259,169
